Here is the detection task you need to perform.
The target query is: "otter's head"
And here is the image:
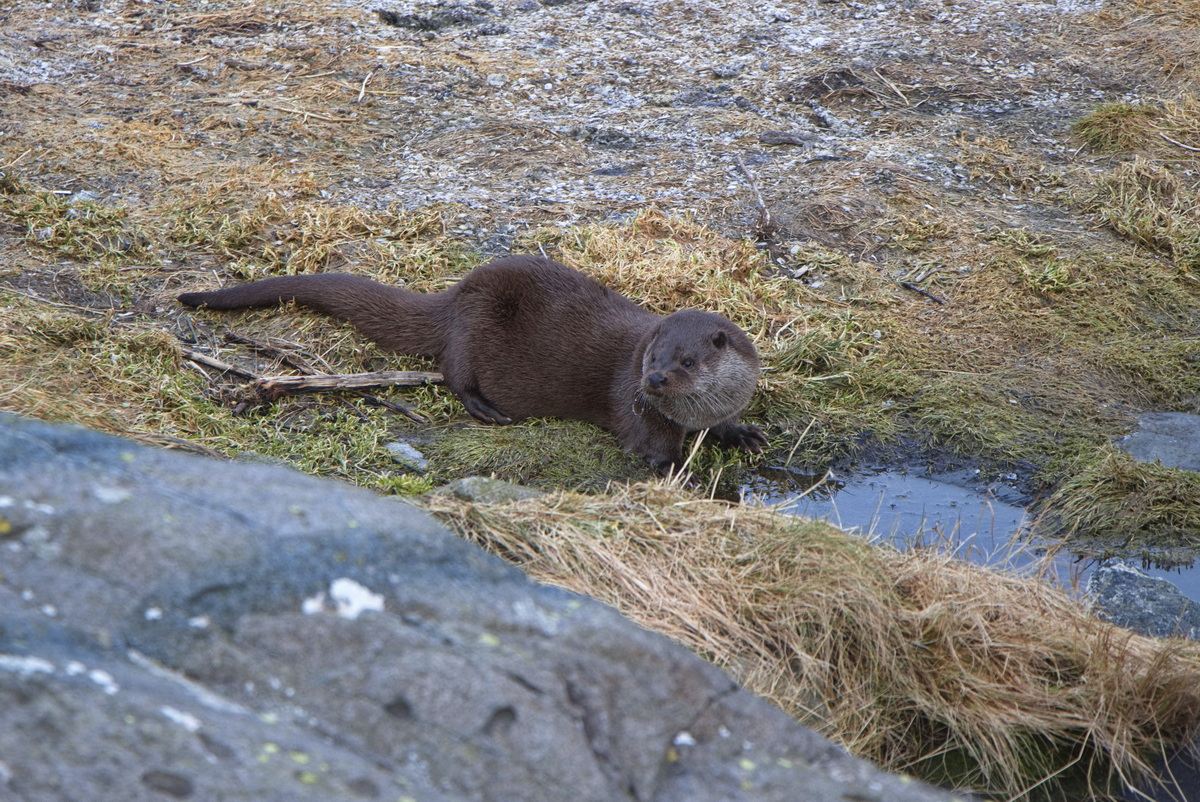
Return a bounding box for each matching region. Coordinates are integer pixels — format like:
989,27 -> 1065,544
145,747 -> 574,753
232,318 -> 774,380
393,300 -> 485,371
637,310 -> 760,429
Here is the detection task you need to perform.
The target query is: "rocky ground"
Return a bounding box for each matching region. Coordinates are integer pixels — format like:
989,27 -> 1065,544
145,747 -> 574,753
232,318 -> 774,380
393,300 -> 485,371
3,0 -> 1192,254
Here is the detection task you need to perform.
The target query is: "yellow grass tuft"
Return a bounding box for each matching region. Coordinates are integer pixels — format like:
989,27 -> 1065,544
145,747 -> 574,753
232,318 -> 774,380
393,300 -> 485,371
1072,103 -> 1161,153
519,208 -> 800,335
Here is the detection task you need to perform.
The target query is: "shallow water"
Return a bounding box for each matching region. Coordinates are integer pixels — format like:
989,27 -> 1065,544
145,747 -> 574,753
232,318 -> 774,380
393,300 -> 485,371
751,467 -> 1046,567
751,459 -> 1200,604
1117,411 -> 1200,600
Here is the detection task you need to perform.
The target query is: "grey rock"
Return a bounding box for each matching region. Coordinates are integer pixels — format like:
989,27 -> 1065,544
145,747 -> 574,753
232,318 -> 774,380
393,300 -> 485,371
384,440 -> 429,470
1119,412 -> 1200,472
233,450 -> 293,468
672,85 -> 738,108
555,124 -> 639,149
1090,563 -> 1200,801
434,475 -> 544,504
377,4 -> 485,31
0,414 -> 960,802
1088,560 -> 1200,640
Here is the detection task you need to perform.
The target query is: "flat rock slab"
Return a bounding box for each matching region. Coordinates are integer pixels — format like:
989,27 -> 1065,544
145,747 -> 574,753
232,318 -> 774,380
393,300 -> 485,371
1119,412 -> 1200,472
0,414 -> 960,802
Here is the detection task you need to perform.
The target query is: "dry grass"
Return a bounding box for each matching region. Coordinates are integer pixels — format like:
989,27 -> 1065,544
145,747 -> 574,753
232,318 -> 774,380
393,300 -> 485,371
1072,103 -> 1162,153
1084,156 -> 1200,269
1096,3 -> 1200,85
424,482 -> 1200,800
518,208 -> 799,333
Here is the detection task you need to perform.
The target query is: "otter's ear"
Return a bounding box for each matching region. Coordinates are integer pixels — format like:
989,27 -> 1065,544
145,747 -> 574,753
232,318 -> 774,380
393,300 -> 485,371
712,331 -> 728,348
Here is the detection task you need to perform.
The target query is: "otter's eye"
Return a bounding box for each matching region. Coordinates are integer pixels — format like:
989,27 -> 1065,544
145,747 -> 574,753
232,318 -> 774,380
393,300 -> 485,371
682,358 -> 695,369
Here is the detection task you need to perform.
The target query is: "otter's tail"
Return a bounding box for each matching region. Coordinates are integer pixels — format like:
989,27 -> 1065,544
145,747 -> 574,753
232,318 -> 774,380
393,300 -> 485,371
178,274 -> 444,357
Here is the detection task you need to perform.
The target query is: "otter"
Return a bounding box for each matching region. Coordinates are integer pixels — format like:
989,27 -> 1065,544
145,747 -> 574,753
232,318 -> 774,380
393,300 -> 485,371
178,255 -> 767,473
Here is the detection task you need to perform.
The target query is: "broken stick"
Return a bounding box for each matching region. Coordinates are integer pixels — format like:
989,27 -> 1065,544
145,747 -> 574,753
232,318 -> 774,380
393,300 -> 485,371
254,370 -> 443,399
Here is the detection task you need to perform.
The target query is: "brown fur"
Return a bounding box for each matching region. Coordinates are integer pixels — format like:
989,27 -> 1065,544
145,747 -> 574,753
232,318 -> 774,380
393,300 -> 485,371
179,255 -> 766,473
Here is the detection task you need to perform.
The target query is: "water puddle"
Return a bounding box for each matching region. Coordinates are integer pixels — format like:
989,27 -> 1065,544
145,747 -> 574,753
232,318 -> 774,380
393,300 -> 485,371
748,412 -> 1200,606
747,466 -> 1057,573
750,442 -> 1200,606
1115,411 -> 1200,603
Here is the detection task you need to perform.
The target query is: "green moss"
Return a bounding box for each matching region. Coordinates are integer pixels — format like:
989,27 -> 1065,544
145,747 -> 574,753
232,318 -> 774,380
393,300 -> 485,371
1038,448 -> 1200,562
1072,103 -> 1160,153
426,420 -> 650,490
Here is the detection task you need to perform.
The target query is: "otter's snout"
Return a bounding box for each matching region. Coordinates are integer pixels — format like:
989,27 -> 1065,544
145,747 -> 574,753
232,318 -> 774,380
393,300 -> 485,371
644,372 -> 669,390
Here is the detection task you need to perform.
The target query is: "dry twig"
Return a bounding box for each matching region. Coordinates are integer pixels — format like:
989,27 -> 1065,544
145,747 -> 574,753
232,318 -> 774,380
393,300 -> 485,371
1160,132 -> 1200,153
179,347 -> 259,380
899,281 -> 946,304
734,155 -> 774,239
253,370 -> 442,400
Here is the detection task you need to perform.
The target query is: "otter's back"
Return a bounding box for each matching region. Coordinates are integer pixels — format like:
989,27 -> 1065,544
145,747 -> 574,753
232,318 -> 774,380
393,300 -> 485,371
442,256 -> 654,424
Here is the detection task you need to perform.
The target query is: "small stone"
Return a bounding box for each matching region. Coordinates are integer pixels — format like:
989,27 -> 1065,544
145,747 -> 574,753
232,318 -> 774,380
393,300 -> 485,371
433,476 -> 543,504
758,130 -> 814,146
1089,561 -> 1200,640
385,442 -> 428,470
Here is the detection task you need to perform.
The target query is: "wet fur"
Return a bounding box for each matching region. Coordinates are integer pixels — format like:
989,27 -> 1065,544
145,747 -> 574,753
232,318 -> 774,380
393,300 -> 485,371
179,255 -> 766,472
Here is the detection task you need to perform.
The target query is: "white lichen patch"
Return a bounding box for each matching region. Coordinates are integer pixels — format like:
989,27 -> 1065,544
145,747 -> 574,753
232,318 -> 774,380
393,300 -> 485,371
92,485 -> 132,504
510,598 -> 560,636
303,577 -> 386,620
0,654 -> 55,677
330,577 -> 385,619
161,706 -> 203,732
22,500 -> 55,515
88,668 -> 120,695
301,592 -> 327,615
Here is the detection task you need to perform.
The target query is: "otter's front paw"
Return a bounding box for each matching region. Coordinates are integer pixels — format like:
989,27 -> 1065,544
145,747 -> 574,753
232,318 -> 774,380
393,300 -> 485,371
652,458 -> 679,477
713,423 -> 768,453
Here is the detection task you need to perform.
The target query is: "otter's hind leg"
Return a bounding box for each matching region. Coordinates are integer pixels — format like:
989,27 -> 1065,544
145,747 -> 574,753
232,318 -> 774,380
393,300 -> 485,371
441,359 -> 513,425
460,392 -> 513,425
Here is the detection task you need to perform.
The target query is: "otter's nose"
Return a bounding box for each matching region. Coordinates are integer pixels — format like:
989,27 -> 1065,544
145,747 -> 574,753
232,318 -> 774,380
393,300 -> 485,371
645,372 -> 668,389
